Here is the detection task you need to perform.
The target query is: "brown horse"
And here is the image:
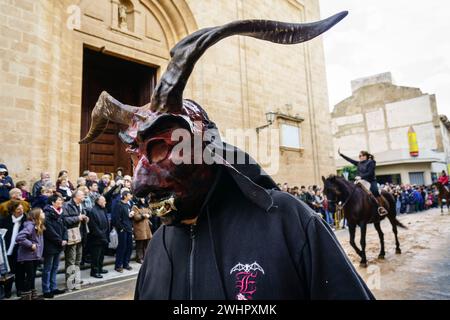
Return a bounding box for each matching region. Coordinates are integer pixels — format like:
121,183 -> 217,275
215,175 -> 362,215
322,175 -> 407,267
433,182 -> 449,213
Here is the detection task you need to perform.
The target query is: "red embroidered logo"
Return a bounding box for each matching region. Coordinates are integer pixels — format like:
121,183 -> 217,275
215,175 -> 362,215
230,262 -> 265,300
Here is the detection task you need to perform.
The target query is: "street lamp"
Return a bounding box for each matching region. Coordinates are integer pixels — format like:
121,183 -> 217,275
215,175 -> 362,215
256,111 -> 276,133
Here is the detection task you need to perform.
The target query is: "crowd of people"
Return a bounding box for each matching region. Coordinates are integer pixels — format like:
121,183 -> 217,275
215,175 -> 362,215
278,170 -> 449,227
0,164 -> 160,300
1,160 -> 448,300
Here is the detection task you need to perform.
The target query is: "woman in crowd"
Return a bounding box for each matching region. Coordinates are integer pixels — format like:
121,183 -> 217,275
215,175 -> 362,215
87,196 -> 109,278
31,186 -> 53,209
56,170 -> 75,190
131,198 -> 152,264
76,177 -> 86,189
42,194 -> 67,299
114,167 -> 124,182
15,208 -> 45,300
15,181 -> 31,203
0,201 -> 26,298
56,177 -> 73,202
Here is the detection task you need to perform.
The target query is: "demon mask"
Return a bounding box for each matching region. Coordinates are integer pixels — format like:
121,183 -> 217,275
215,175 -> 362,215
79,11 -> 348,225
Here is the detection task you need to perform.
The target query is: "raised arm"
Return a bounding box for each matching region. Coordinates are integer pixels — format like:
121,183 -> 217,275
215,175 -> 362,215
338,150 -> 359,166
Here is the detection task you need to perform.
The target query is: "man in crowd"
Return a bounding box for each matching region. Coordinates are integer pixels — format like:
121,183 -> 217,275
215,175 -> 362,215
31,172 -> 50,198
113,190 -> 134,273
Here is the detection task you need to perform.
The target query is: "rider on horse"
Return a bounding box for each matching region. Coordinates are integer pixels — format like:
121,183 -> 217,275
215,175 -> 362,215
338,149 -> 388,216
438,170 -> 449,191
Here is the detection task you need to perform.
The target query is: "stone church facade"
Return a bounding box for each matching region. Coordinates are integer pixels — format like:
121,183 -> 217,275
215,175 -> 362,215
0,0 -> 335,187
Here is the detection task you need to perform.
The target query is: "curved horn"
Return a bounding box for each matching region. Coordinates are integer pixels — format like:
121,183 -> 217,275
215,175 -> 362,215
79,91 -> 144,144
150,11 -> 348,113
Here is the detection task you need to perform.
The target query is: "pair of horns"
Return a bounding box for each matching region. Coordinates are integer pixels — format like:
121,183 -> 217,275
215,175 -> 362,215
79,11 -> 348,144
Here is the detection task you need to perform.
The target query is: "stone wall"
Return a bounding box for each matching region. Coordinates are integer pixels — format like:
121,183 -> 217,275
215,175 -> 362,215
0,0 -> 335,187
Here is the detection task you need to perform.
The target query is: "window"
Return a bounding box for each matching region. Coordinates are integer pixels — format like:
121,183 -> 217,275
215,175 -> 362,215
280,124 -> 302,149
409,172 -> 425,185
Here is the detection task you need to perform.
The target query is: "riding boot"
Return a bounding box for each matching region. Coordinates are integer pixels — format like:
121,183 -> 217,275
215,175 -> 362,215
375,196 -> 388,216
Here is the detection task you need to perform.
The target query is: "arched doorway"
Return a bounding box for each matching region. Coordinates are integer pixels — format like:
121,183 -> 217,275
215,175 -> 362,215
79,48 -> 156,176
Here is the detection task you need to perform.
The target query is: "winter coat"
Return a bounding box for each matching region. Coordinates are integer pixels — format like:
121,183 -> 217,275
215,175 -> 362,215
16,221 -> 44,262
31,195 -> 48,210
31,180 -> 45,198
43,205 -> 68,255
0,164 -> 14,203
131,206 -> 152,241
113,201 -> 133,233
62,199 -> 88,238
135,166 -> 374,300
339,153 -> 376,182
0,213 -> 26,255
56,187 -> 72,202
87,204 -> 109,246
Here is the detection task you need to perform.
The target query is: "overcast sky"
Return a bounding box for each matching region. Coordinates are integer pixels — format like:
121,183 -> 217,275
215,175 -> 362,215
319,0 -> 450,116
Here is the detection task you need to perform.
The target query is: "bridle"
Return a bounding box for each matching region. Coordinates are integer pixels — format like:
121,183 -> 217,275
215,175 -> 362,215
327,181 -> 357,211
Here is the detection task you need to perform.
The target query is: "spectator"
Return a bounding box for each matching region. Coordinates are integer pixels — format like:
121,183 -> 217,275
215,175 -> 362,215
131,198 -> 152,264
42,194 -> 67,299
62,190 -> 89,290
84,181 -> 100,211
16,181 -> 31,203
81,170 -> 90,179
0,165 -> 14,204
55,170 -> 75,191
438,170 -> 449,189
113,190 -> 134,273
31,172 -> 50,198
76,177 -> 86,189
98,174 -> 111,195
87,196 -> 109,278
0,201 -> 26,298
114,167 -> 124,182
31,187 -> 52,210
0,188 -> 30,218
87,171 -> 98,184
56,177 -> 73,202
15,208 -> 45,300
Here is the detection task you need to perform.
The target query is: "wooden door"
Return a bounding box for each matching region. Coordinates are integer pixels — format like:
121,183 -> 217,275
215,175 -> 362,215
80,48 -> 156,176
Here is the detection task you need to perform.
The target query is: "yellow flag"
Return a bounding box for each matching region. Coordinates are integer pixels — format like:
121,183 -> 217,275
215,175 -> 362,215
408,126 -> 419,157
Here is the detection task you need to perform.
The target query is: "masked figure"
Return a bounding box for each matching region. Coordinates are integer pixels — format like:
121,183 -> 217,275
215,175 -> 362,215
80,11 -> 374,300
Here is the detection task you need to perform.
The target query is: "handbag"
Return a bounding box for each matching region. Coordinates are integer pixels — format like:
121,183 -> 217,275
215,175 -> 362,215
67,227 -> 82,245
108,228 -> 118,249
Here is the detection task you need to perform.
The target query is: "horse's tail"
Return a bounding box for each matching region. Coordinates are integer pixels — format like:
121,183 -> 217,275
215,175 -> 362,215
392,217 -> 407,229
382,190 -> 408,229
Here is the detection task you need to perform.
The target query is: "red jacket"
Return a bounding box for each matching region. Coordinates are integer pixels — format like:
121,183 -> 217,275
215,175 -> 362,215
438,175 -> 449,185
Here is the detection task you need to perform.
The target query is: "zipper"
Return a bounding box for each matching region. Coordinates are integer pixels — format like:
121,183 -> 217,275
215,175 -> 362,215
188,224 -> 196,300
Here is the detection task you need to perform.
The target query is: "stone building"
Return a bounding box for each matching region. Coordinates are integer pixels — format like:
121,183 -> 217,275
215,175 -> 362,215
0,0 -> 336,187
332,72 -> 449,185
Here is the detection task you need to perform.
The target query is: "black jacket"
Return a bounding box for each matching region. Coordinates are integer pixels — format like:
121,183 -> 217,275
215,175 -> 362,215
87,204 -> 109,245
339,153 -> 376,182
135,167 -> 374,300
113,201 -> 133,233
0,213 -> 26,255
43,205 -> 68,255
62,199 -> 87,238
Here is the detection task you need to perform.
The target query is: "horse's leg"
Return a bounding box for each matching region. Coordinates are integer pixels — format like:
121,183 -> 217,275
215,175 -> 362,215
359,222 -> 368,267
348,223 -> 362,258
374,222 -> 385,259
